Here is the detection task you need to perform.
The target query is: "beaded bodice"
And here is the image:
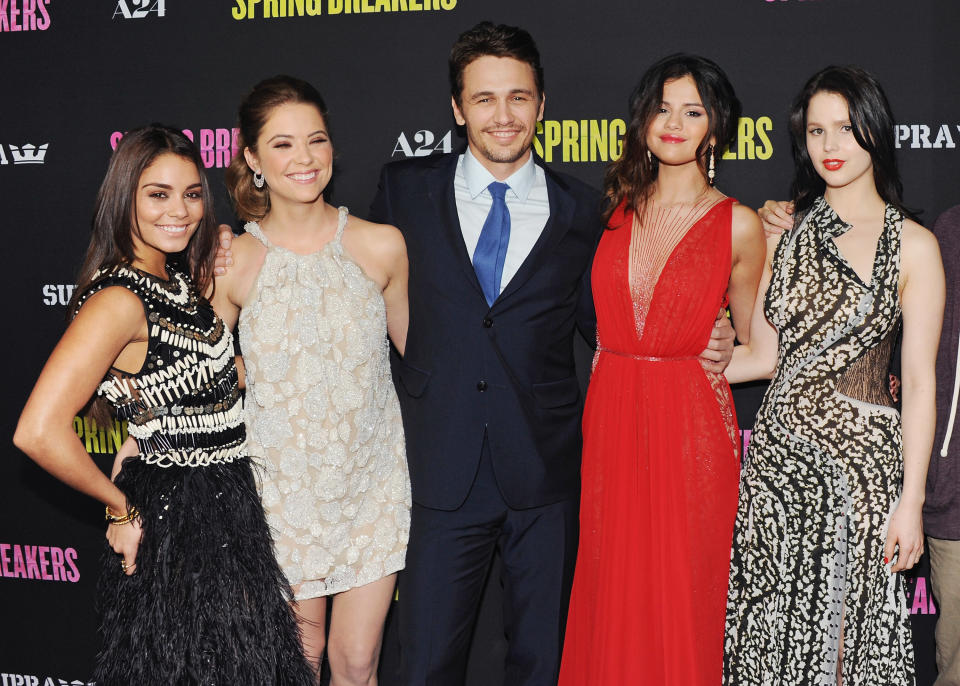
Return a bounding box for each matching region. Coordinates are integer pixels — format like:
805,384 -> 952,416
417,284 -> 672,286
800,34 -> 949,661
78,263 -> 245,467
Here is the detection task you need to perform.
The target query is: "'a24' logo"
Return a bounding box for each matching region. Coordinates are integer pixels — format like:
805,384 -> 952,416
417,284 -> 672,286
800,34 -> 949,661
114,0 -> 166,18
392,130 -> 453,158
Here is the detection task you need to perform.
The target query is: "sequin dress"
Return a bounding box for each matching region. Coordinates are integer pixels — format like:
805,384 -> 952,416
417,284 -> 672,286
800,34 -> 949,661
724,198 -> 914,685
239,206 -> 410,600
559,196 -> 741,686
78,263 -> 314,686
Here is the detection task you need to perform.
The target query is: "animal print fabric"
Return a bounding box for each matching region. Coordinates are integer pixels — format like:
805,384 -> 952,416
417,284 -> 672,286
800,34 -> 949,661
724,197 -> 914,686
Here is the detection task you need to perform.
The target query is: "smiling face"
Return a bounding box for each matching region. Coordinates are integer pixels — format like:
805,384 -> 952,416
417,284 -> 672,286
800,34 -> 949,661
244,101 -> 333,208
645,74 -> 713,169
805,90 -> 874,191
131,153 -> 203,268
451,55 -> 544,179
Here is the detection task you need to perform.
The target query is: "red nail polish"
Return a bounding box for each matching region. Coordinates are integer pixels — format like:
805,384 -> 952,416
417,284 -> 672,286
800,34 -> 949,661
884,557 -> 889,564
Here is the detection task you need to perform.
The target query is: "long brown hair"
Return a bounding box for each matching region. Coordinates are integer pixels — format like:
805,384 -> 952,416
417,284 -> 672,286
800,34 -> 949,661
225,75 -> 331,222
68,124 -> 217,316
605,54 -> 741,226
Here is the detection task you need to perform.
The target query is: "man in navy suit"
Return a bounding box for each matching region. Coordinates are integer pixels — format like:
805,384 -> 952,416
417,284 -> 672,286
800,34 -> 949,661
369,22 -> 732,686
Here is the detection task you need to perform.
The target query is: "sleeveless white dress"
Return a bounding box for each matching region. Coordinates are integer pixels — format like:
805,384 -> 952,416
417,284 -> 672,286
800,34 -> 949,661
239,206 -> 410,600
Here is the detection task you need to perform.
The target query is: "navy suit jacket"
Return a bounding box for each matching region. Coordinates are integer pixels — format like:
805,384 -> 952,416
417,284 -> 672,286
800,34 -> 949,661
370,151 -> 603,511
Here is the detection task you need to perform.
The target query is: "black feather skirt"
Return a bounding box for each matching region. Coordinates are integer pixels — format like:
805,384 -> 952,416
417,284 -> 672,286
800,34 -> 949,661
93,456 -> 316,685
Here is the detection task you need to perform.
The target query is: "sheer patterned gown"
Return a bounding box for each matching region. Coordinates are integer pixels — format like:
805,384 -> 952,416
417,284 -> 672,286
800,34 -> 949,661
724,198 -> 914,685
559,196 -> 741,686
239,206 -> 411,600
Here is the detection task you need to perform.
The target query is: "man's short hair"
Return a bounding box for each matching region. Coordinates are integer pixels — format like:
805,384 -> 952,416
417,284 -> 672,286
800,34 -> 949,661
449,21 -> 545,106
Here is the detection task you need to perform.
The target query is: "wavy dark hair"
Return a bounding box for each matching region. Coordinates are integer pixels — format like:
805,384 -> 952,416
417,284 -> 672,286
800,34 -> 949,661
604,53 -> 741,225
789,65 -> 909,217
68,124 -> 217,317
449,21 -> 544,107
226,75 -> 331,222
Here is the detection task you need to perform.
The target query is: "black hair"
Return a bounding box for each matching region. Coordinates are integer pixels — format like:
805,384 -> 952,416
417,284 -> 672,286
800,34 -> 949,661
789,65 -> 910,217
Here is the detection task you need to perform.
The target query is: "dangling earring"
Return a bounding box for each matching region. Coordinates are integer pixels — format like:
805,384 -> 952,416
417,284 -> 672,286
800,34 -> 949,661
646,149 -> 652,164
253,170 -> 265,189
707,145 -> 716,186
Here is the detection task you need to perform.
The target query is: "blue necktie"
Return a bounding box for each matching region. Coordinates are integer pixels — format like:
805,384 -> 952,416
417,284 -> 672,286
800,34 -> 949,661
473,181 -> 511,306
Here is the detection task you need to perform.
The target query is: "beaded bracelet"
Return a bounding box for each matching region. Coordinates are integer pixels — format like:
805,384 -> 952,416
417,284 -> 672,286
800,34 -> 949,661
105,505 -> 140,525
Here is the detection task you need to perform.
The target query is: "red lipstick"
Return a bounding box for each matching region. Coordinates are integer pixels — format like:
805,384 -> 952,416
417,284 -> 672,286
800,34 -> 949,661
823,159 -> 845,171
660,135 -> 686,143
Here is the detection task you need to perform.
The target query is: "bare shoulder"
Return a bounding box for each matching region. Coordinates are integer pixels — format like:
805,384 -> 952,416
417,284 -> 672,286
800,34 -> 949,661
230,232 -> 267,273
233,231 -> 265,255
78,285 -> 144,320
900,217 -> 943,296
731,202 -> 762,236
730,201 -> 765,257
72,285 -> 146,340
345,215 -> 406,260
901,216 -> 935,243
901,217 -> 940,262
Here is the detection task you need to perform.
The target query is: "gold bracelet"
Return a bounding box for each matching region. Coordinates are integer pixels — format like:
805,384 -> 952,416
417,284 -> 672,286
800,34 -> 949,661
105,505 -> 139,525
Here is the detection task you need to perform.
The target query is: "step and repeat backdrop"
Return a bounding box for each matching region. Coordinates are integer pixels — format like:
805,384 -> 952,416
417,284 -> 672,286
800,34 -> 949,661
2,1 -> 959,684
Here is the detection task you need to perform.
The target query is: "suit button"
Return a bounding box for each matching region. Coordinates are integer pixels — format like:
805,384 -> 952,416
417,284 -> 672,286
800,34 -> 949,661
482,317 -> 493,328
477,380 -> 488,392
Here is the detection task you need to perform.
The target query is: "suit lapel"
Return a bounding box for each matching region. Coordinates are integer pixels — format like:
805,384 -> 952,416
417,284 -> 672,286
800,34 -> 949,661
496,165 -> 576,305
425,156 -> 486,300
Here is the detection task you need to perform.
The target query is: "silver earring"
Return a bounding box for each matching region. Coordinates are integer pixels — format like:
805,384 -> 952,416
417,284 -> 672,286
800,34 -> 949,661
253,170 -> 265,189
646,149 -> 652,163
707,145 -> 716,186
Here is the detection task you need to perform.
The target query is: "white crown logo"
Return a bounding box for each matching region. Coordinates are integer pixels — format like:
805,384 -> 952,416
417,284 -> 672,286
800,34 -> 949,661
10,143 -> 49,164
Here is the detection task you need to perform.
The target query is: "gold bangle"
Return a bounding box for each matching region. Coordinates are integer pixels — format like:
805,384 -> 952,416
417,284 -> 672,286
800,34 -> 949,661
105,505 -> 139,525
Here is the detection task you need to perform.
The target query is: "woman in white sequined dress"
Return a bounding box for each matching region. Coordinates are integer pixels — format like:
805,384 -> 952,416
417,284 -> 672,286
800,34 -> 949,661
214,76 -> 411,683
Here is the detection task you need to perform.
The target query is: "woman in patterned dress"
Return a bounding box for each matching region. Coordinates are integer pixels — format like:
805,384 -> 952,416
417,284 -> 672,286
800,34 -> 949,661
14,125 -> 314,684
724,67 -> 944,685
214,76 -> 411,684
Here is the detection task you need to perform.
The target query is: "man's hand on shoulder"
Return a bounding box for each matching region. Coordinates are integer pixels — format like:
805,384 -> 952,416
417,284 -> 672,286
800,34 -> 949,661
758,200 -> 793,238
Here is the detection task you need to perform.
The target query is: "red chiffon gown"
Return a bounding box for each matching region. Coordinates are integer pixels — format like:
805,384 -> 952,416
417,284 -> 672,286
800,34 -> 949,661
559,196 -> 741,686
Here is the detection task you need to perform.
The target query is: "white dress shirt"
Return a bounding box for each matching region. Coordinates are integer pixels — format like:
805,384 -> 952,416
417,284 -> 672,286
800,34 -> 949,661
454,148 -> 551,297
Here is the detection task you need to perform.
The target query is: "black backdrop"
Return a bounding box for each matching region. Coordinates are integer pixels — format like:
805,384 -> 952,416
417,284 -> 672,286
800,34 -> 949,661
1,1 -> 957,683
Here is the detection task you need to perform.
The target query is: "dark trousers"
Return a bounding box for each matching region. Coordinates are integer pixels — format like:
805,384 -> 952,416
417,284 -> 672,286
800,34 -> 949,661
396,439 -> 578,686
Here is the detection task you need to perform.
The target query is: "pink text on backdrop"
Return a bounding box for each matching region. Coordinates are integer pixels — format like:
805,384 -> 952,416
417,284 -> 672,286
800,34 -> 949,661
110,128 -> 240,169
0,0 -> 52,32
0,544 -> 80,582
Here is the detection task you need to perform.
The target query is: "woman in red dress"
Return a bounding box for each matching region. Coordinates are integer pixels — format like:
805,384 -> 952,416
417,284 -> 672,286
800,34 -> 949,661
559,54 -> 765,686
